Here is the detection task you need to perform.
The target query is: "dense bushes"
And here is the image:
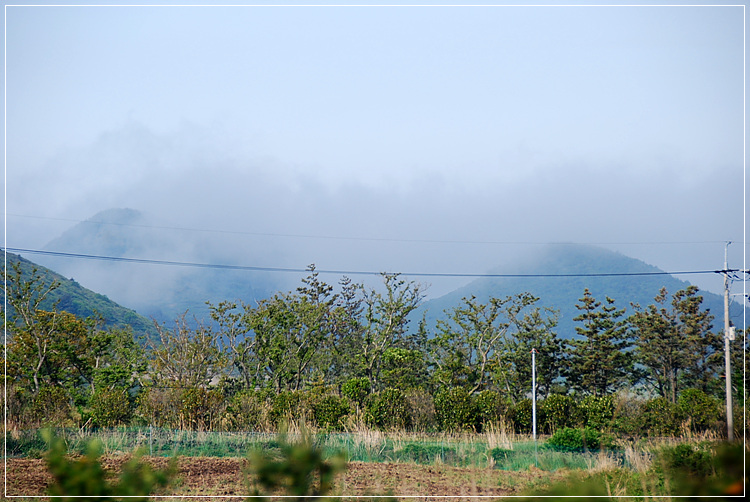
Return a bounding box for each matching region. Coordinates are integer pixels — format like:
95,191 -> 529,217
547,427 -> 614,452
540,394 -> 578,434
365,388 -> 411,430
13,382 -> 733,437
89,388 -> 132,427
640,397 -> 683,436
434,387 -> 476,431
678,388 -> 720,433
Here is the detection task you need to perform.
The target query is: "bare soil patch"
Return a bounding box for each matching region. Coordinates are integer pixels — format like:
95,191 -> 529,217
4,456 -> 567,500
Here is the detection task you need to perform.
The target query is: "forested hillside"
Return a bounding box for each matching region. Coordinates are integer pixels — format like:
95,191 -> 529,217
2,251 -> 158,340
418,243 -> 738,339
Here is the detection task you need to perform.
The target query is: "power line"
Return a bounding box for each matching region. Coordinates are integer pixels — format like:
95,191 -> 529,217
2,247 -> 733,279
5,213 -> 737,246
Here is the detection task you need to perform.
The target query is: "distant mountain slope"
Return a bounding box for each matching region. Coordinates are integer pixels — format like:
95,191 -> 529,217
415,243 -> 739,339
3,251 -> 158,340
35,208 -> 283,323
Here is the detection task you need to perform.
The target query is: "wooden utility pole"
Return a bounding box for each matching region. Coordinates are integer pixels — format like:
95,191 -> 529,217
724,241 -> 734,441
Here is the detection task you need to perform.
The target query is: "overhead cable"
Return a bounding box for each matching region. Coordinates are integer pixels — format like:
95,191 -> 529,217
2,247 -> 734,279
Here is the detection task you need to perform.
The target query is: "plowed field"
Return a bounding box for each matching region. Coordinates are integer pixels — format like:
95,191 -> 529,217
4,456 -> 568,500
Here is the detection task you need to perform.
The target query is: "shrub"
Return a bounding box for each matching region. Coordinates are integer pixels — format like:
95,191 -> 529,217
641,397 -> 683,436
90,387 -> 132,427
547,427 -> 609,452
540,394 -> 579,434
312,395 -> 350,431
678,388 -> 720,433
246,430 -> 347,499
44,430 -> 174,501
489,447 -> 515,463
136,387 -> 181,428
610,394 -> 644,437
578,395 -> 614,430
270,391 -> 312,426
434,387 -> 477,431
179,387 -> 226,430
365,388 -> 411,430
341,378 -> 371,409
31,386 -> 73,427
666,443 -> 713,478
404,388 -> 436,432
508,399 -> 545,434
223,389 -> 269,431
474,390 -> 510,432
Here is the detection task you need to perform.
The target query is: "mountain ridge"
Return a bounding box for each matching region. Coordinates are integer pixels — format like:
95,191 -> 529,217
2,251 -> 158,340
415,243 -> 740,339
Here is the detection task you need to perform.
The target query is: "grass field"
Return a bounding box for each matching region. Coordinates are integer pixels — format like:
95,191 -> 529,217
4,427 -> 746,500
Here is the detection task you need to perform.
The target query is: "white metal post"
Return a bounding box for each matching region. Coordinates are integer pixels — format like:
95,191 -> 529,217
532,348 -> 537,441
532,348 -> 538,466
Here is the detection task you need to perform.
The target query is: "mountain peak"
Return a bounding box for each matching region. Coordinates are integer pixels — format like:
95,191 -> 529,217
86,207 -> 145,225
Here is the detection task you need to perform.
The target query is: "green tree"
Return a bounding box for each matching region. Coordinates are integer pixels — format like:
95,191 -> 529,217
431,295 -> 510,394
494,295 -> 564,402
208,299 -> 256,389
355,273 -> 424,391
566,289 -> 633,397
431,293 -> 563,401
148,313 -> 228,388
629,286 -> 717,403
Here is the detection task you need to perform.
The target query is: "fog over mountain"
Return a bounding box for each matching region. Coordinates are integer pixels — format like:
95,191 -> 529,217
5,5 -> 745,324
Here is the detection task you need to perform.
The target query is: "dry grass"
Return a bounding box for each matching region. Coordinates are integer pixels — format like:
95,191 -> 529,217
483,420 -> 514,450
624,444 -> 653,473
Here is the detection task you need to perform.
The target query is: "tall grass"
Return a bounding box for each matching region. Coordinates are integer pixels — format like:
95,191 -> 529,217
8,425 -> 726,480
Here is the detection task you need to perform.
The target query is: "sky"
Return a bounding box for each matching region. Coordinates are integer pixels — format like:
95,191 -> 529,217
2,0 -> 747,305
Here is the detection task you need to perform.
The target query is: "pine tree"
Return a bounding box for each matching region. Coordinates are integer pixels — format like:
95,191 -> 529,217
566,289 -> 633,397
629,286 -> 718,402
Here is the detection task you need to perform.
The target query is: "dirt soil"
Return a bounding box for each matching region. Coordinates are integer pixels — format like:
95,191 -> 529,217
4,456 -> 568,501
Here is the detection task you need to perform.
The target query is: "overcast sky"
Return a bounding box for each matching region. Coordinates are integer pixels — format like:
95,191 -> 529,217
2,1 -> 746,301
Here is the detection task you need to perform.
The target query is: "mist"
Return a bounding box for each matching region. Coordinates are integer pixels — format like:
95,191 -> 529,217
6,121 -> 744,314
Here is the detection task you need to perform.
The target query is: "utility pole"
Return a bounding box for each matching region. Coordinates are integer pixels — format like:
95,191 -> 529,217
531,348 -> 538,466
724,241 -> 734,441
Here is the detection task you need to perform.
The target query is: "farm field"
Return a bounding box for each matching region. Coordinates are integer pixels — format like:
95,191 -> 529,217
4,428 -> 745,500
5,455 -> 570,500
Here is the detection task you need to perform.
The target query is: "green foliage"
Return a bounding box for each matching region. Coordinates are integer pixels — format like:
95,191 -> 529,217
578,394 -> 615,430
270,391 -> 311,425
641,397 -> 684,436
380,347 -> 428,390
223,389 -> 270,430
474,390 -> 510,431
434,387 -> 477,431
629,287 -> 718,403
43,430 -> 174,501
677,388 -> 720,432
665,443 -> 713,478
341,377 -> 371,408
489,447 -> 514,463
312,395 -> 351,431
2,252 -> 157,339
547,427 -> 610,452
31,386 -> 73,427
90,387 -> 132,427
246,431 -> 347,501
178,386 -> 226,431
508,399 -> 542,434
540,394 -> 579,433
364,388 -> 411,430
567,289 -> 633,397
